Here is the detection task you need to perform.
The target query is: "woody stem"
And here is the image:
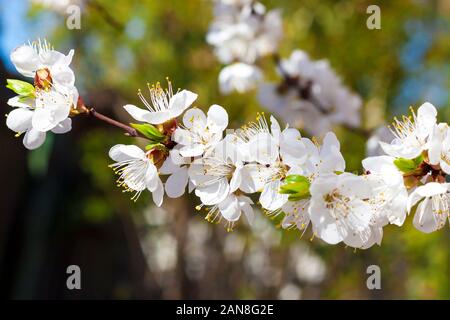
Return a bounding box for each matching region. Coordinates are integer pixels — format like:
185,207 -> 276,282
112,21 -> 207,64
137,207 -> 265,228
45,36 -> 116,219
79,105 -> 145,138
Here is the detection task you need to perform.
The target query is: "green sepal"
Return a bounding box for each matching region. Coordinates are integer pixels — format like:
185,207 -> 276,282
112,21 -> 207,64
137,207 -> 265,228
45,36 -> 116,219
284,174 -> 309,184
288,193 -> 311,202
280,174 -> 311,200
145,143 -> 166,151
394,154 -> 423,174
6,79 -> 35,97
130,123 -> 165,141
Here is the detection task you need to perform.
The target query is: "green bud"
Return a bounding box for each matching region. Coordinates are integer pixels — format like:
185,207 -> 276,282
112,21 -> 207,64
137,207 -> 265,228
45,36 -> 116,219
131,123 -> 165,141
280,174 -> 311,200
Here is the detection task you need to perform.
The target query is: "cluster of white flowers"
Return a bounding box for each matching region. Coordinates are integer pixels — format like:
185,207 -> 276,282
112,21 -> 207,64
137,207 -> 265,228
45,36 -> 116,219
207,0 -> 282,94
206,2 -> 362,138
258,50 -> 362,136
106,79 -> 446,249
5,39 -> 449,250
378,102 -> 450,233
6,39 -> 79,149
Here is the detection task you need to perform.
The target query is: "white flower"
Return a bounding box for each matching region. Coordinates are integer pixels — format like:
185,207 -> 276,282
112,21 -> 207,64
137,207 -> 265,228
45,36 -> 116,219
11,39 -> 76,93
301,132 -> 345,180
280,200 -> 311,233
109,144 -> 164,206
238,115 -> 306,211
6,88 -> 73,149
200,193 -> 254,231
380,102 -> 437,159
124,81 -> 198,125
159,147 -> 192,199
362,155 -> 408,226
428,123 -> 450,174
218,63 -> 262,94
277,133 -> 345,234
238,114 -> 306,165
188,137 -> 243,206
172,104 -> 228,157
309,173 -> 381,249
407,182 -> 450,233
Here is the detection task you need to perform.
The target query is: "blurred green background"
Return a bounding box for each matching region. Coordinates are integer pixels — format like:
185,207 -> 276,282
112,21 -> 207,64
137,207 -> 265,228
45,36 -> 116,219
0,0 -> 449,299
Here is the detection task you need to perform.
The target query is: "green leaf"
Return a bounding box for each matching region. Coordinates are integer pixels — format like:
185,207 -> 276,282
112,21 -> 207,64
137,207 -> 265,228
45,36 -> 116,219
130,123 -> 165,141
6,79 -> 35,97
284,174 -> 310,184
394,155 -> 423,173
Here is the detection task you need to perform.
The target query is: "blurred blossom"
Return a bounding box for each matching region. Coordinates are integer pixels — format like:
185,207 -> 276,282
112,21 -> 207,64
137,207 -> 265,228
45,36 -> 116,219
278,283 -> 302,300
185,221 -> 210,280
258,50 -> 362,136
366,126 -> 394,157
244,244 -> 268,276
252,210 -> 281,248
207,0 -> 282,65
143,205 -> 170,226
143,232 -> 178,272
290,245 -> 326,284
218,62 -> 262,94
262,266 -> 282,287
223,233 -> 246,262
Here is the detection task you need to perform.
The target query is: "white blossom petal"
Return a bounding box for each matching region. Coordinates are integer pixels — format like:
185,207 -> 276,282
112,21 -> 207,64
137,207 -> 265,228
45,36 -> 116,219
23,128 -> 46,150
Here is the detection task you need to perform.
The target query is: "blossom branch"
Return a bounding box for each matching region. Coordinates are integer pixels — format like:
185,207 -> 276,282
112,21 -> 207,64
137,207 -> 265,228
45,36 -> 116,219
5,0 -> 449,252
83,106 -> 143,138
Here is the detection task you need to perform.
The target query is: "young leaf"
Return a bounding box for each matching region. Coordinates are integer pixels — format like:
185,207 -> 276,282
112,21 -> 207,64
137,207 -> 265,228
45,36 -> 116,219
130,123 -> 165,141
6,79 -> 35,97
394,155 -> 423,173
280,175 -> 311,199
284,174 -> 309,184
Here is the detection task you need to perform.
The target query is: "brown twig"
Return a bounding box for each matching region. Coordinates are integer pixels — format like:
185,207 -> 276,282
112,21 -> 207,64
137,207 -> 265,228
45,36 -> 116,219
76,104 -> 146,139
87,107 -> 139,137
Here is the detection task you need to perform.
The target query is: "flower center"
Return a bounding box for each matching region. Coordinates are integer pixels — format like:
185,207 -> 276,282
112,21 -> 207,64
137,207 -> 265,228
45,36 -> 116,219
34,68 -> 53,90
324,189 -> 352,219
